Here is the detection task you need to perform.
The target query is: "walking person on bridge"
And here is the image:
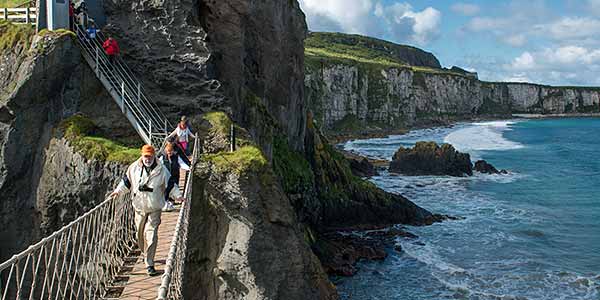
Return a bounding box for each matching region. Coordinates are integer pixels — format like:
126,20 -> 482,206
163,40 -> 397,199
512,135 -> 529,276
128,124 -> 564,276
168,119 -> 196,155
161,142 -> 191,212
109,145 -> 184,276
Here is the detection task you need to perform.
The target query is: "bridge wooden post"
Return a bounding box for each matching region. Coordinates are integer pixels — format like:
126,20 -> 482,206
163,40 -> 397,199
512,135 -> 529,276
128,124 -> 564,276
25,7 -> 30,24
3,8 -> 7,21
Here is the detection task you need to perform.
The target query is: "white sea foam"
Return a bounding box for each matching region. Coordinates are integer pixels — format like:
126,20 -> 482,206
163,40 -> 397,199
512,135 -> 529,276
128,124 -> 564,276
443,121 -> 524,159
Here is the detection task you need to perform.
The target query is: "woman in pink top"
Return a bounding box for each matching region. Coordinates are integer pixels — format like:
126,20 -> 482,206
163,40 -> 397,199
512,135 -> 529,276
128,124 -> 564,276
168,120 -> 196,155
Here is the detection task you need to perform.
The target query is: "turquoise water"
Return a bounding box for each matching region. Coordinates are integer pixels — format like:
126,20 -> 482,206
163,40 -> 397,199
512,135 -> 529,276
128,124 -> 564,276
338,118 -> 600,300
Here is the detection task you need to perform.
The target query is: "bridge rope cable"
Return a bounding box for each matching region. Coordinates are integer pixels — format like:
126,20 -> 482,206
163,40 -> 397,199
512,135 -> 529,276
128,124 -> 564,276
0,193 -> 137,300
0,22 -> 197,299
157,136 -> 200,300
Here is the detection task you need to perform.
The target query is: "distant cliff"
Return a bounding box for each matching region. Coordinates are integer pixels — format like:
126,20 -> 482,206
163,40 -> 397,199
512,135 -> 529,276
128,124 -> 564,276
305,32 -> 600,137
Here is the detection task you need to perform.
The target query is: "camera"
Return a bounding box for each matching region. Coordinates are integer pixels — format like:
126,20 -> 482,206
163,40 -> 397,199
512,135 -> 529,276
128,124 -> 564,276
139,184 -> 154,192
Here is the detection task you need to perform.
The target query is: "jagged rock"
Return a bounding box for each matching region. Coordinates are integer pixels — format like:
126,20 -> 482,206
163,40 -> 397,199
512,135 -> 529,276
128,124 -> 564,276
313,226 -> 417,276
184,116 -> 338,300
348,157 -> 379,177
474,160 -> 508,174
389,142 -> 473,176
105,0 -> 307,154
0,31 -> 134,261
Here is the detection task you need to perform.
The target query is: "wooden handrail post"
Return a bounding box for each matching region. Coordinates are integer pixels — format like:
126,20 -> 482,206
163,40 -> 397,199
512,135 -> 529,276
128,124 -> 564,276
3,8 -> 7,21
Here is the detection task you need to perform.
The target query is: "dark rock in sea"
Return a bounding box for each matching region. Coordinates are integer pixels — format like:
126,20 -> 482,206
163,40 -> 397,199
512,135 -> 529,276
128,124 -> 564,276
348,157 -> 379,177
314,226 -> 419,276
389,142 -> 473,176
474,160 -> 508,174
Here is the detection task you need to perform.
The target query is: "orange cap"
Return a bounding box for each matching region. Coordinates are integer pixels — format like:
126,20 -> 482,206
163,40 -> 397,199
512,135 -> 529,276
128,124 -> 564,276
141,144 -> 155,156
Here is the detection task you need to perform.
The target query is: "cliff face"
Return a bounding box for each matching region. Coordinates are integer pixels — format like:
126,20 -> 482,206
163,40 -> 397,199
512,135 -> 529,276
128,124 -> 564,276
105,0 -> 308,154
0,29 -> 133,261
183,113 -> 337,300
305,35 -> 600,136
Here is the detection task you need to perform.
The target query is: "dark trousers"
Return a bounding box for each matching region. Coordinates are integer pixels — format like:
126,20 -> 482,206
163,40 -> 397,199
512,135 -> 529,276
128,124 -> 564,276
165,177 -> 178,202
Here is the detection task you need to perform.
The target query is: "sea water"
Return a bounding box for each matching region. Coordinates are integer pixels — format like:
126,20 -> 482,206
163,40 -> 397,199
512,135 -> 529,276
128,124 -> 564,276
337,118 -> 600,300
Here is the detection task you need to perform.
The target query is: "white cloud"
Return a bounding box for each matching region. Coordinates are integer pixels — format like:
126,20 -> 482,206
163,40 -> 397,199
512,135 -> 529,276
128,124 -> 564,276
377,3 -> 441,45
451,3 -> 480,16
508,52 -> 535,70
298,0 -> 441,46
538,17 -> 600,41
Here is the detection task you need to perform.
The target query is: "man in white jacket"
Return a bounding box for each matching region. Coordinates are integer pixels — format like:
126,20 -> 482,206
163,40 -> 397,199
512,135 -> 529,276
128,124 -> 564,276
110,144 -> 184,276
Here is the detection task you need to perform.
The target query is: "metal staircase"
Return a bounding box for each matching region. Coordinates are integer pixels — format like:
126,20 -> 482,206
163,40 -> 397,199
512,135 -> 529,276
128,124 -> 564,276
72,25 -> 172,147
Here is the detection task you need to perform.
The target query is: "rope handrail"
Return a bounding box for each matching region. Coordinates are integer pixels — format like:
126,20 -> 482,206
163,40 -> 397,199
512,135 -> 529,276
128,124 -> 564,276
157,135 -> 200,299
0,193 -> 136,300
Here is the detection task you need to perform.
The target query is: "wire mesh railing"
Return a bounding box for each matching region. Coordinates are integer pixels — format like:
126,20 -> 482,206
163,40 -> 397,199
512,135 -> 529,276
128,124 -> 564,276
157,136 -> 200,300
0,193 -> 136,300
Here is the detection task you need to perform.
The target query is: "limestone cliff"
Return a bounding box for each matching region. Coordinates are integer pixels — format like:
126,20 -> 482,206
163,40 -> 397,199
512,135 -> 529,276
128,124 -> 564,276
305,32 -> 600,137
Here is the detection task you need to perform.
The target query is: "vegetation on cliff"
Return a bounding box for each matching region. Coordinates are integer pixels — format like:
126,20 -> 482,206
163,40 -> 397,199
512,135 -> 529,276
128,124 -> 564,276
0,20 -> 34,51
60,115 -> 140,163
306,32 -> 440,68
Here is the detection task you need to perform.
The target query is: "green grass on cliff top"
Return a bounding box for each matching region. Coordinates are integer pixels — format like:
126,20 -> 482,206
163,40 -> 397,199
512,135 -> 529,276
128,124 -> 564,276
0,0 -> 30,7
61,115 -> 140,164
0,20 -> 34,50
305,32 -> 467,77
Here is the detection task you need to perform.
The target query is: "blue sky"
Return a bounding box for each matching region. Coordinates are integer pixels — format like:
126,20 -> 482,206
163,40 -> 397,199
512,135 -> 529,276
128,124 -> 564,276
299,0 -> 600,86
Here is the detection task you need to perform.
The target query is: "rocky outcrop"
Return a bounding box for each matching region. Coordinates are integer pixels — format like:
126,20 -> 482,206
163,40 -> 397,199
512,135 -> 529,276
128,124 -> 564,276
348,156 -> 378,178
183,113 -> 337,300
104,0 -> 308,154
474,160 -> 507,174
389,142 -> 473,176
305,34 -> 600,137
36,136 -> 126,235
0,30 -> 135,261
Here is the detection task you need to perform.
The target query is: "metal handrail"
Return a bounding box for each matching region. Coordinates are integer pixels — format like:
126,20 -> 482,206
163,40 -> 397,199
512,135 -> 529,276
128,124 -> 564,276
157,135 -> 200,299
72,25 -> 171,146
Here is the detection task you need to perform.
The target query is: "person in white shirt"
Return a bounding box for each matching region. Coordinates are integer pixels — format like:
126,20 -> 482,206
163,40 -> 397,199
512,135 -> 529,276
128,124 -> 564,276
168,119 -> 196,155
109,145 -> 184,276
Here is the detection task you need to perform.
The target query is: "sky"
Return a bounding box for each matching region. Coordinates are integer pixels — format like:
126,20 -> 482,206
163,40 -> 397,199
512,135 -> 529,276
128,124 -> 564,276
298,0 -> 600,86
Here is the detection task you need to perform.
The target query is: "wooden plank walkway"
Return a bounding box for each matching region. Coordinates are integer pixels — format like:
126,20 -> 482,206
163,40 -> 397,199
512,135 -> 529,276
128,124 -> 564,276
111,168 -> 189,300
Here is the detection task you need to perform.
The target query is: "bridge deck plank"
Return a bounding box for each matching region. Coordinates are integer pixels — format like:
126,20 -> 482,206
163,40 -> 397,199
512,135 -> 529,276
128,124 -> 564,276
116,169 -> 188,299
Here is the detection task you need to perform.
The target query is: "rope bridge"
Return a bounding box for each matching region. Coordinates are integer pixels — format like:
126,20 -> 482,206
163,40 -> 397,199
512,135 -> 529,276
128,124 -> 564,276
0,137 -> 199,299
0,21 -> 201,299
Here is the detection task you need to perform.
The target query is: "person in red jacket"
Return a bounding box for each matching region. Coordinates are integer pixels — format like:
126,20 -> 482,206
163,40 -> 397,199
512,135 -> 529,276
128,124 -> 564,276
102,36 -> 120,67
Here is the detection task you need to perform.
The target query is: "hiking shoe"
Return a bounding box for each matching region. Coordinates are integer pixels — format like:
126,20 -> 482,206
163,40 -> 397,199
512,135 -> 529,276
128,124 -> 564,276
147,266 -> 158,276
162,201 -> 175,212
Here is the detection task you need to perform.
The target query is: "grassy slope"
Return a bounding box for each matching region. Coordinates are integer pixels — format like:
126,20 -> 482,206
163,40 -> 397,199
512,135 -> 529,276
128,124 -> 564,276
305,32 -> 465,77
61,115 -> 141,164
0,0 -> 30,7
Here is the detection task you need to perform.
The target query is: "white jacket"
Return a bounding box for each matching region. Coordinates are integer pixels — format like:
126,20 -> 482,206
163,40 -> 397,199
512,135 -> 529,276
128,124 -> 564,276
114,158 -> 182,213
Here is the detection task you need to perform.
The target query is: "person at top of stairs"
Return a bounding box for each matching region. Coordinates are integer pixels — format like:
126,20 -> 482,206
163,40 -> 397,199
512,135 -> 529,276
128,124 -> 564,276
109,145 -> 185,276
160,143 -> 191,212
168,119 -> 196,155
102,35 -> 120,67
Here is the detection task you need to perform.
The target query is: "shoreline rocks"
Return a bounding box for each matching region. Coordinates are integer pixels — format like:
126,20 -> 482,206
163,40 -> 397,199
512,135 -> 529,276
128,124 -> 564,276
474,160 -> 508,174
390,142 -> 473,176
